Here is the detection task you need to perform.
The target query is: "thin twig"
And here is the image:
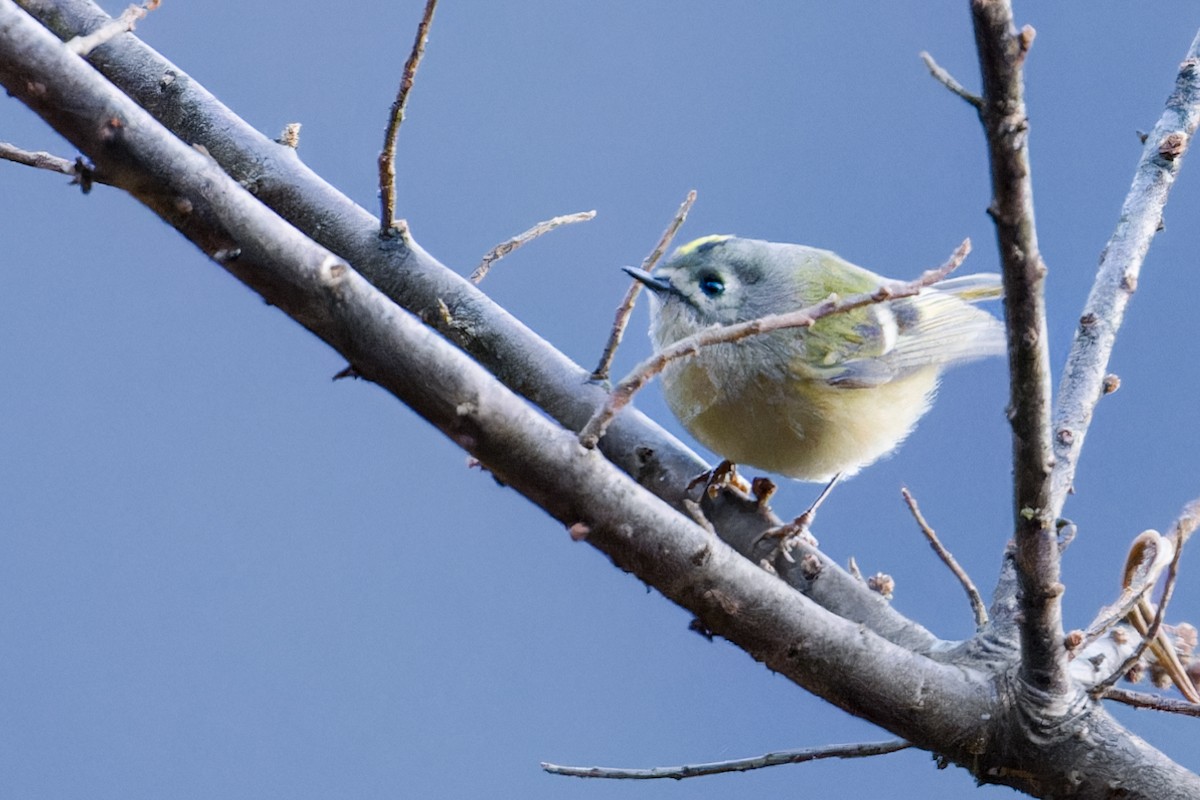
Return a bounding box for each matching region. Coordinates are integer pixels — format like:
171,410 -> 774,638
1049,30 -> 1200,519
541,739 -> 911,780
378,0 -> 437,234
469,210 -> 596,284
900,487 -> 988,630
919,51 -> 982,108
1101,687 -> 1200,718
1170,497 -> 1200,547
65,0 -> 158,55
590,190 -> 696,383
578,239 -> 971,448
0,142 -> 95,193
0,141 -> 77,175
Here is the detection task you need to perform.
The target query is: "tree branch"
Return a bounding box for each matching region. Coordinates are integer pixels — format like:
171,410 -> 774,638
12,0 -> 947,654
1049,30 -> 1200,519
7,2 -> 1200,796
901,487 -> 988,631
919,50 -> 982,108
469,210 -> 595,284
0,7 -> 1009,770
1103,687 -> 1200,718
378,0 -> 437,234
542,739 -> 912,780
1,141 -> 74,174
971,0 -> 1066,698
590,189 -> 695,383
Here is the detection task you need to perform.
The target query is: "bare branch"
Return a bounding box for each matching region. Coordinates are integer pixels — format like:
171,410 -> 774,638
64,0 -> 156,55
1,140 -> 79,175
919,51 -> 982,108
13,4 -> 1200,792
590,189 -> 696,382
378,0 -> 437,234
1172,498 -> 1200,546
16,0 -> 947,657
3,13 -> 1012,784
469,210 -> 596,285
901,487 -> 988,630
0,9 -> 1002,772
1102,687 -> 1200,718
971,0 -> 1065,697
542,739 -> 911,780
1050,31 -> 1200,518
578,239 -> 970,448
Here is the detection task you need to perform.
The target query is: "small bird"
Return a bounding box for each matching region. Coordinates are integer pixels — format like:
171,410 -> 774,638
625,235 -> 1005,483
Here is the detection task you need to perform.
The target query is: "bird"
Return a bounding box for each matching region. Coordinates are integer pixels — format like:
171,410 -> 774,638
624,234 -> 1005,484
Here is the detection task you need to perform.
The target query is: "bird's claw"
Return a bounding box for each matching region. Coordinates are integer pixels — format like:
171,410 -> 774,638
687,459 -> 752,499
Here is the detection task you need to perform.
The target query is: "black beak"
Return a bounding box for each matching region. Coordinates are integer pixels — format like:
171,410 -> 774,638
623,266 -> 673,295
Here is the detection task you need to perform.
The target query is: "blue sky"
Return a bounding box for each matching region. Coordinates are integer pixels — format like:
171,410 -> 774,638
3,2 -> 1199,798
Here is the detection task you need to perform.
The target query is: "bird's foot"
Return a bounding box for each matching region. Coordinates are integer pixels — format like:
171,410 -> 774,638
759,474 -> 844,561
762,514 -> 820,555
687,459 -> 752,499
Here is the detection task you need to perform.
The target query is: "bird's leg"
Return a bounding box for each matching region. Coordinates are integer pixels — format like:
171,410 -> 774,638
760,473 -> 843,556
795,473 -> 841,530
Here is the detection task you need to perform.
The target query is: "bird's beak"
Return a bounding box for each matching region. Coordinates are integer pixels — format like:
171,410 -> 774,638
623,266 -> 674,295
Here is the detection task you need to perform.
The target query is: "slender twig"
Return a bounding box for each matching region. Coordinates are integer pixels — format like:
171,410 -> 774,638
1050,31 -> 1200,519
1102,687 -> 1200,718
65,0 -> 158,55
1,141 -> 77,175
919,51 -> 982,108
971,0 -> 1065,698
378,0 -> 437,234
0,141 -> 94,193
469,210 -> 596,284
541,739 -> 911,780
578,239 -> 971,448
900,487 -> 988,630
590,190 -> 696,383
1172,498 -> 1200,547
847,556 -> 864,582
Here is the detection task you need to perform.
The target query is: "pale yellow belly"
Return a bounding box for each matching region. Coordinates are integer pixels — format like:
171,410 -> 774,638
662,361 -> 939,482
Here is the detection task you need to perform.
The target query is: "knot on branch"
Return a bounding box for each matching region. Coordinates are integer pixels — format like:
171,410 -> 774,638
1005,669 -> 1093,747
1159,131 -> 1188,161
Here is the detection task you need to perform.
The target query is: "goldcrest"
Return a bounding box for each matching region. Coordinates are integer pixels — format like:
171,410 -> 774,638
626,235 -> 1005,482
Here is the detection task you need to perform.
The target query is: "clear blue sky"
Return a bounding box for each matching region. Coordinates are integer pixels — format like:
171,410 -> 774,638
3,2 -> 1199,798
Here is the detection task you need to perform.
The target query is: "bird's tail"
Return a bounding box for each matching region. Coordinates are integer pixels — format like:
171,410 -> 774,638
934,273 -> 1003,304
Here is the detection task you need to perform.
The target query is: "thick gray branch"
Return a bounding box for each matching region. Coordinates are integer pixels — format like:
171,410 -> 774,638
10,0 -> 942,653
0,0 -> 995,764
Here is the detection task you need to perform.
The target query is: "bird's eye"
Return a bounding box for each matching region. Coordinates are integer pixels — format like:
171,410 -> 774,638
698,273 -> 725,297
